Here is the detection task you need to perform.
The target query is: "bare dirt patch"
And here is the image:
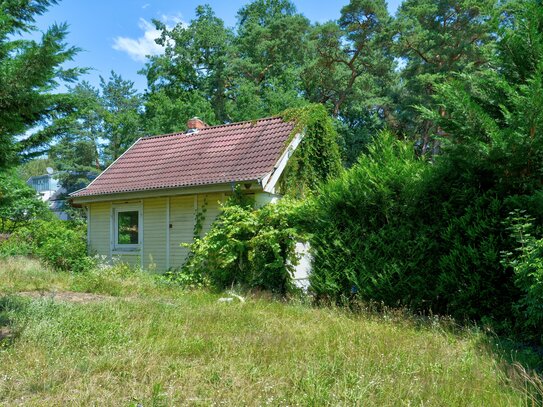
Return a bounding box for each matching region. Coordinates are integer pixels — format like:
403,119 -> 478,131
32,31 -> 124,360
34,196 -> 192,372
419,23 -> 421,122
0,326 -> 12,341
17,291 -> 112,304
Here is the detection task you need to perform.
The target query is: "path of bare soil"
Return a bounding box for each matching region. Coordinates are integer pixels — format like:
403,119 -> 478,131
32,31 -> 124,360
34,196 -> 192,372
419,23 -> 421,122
0,326 -> 11,341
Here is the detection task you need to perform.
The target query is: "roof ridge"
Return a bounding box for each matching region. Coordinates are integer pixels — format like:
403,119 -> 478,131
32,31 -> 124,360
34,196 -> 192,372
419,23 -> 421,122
141,115 -> 287,140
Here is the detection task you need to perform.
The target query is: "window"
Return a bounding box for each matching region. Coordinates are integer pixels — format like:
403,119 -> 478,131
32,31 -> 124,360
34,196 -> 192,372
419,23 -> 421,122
113,205 -> 141,251
117,211 -> 139,244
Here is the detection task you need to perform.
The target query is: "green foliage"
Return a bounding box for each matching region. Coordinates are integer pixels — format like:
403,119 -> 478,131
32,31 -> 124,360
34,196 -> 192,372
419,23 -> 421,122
305,132 -> 429,304
100,72 -> 144,163
141,4 -> 231,132
140,0 -> 395,161
305,0 -> 543,339
0,171 -> 50,233
182,198 -> 304,293
0,220 -> 94,273
502,211 -> 543,343
395,0 -> 496,152
304,0 -> 394,121
300,0 -> 543,344
280,104 -> 343,197
49,81 -> 102,180
305,131 -> 523,330
229,0 -> 311,120
51,72 -> 143,173
0,0 -> 85,168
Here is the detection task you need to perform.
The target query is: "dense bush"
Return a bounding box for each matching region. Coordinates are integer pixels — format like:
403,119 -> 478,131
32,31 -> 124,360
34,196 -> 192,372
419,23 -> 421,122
304,132 -> 528,331
503,211 -> 543,344
181,197 -> 305,294
304,2 -> 543,344
0,219 -> 94,273
0,171 -> 50,233
305,132 -> 430,305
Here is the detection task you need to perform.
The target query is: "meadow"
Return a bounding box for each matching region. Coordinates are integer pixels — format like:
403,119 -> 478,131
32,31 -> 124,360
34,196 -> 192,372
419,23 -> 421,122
0,257 -> 541,406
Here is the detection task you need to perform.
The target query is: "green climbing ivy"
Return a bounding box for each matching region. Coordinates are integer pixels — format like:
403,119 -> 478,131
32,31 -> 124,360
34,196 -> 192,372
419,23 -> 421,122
193,195 -> 208,238
279,104 -> 343,197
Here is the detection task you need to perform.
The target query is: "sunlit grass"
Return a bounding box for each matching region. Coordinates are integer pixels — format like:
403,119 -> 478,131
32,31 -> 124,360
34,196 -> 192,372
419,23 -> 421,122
0,257 -> 541,406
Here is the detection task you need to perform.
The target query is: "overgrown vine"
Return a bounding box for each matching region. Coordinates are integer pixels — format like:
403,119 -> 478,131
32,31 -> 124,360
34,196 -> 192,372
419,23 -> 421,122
193,195 -> 208,238
279,104 -> 343,197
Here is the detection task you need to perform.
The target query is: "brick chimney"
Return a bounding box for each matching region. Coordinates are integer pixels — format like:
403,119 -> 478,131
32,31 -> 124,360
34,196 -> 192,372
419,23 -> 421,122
187,117 -> 207,132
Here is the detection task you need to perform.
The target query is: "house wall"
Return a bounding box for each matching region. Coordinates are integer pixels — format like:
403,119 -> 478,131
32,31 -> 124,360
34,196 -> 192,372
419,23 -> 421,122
254,191 -> 281,207
169,195 -> 194,269
87,192 -> 225,272
197,193 -> 223,236
143,197 -> 167,271
88,202 -> 110,259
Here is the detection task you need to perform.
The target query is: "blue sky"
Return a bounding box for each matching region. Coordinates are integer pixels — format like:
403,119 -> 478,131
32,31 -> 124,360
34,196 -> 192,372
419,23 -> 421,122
35,0 -> 402,92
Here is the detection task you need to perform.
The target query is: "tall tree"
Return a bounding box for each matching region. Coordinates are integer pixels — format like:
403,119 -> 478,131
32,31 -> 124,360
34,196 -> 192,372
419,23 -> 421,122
0,0 -> 84,168
49,82 -> 103,193
100,72 -> 143,162
395,0 -> 496,153
304,0 -> 393,117
142,0 -> 311,131
228,0 -> 311,121
303,0 -> 395,165
142,5 -> 231,133
422,0 -> 543,195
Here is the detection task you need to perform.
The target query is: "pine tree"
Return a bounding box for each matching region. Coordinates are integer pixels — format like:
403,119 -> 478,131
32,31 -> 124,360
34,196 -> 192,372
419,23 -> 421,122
0,0 -> 84,168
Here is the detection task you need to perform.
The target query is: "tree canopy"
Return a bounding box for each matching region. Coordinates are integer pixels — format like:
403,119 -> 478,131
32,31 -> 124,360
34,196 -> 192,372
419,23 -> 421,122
0,0 -> 84,168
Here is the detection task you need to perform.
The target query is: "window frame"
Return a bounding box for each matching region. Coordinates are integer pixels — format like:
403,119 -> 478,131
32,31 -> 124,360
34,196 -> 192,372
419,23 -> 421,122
112,204 -> 142,253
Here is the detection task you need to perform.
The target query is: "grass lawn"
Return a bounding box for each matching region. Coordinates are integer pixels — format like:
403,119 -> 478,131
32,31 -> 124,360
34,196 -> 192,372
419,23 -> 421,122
0,257 -> 541,406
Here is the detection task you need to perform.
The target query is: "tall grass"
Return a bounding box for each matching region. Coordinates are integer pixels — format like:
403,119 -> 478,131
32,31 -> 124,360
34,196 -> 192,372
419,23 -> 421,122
0,258 -> 541,406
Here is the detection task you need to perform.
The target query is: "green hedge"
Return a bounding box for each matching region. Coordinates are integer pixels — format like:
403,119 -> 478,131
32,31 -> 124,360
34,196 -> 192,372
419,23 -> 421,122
304,132 -> 541,342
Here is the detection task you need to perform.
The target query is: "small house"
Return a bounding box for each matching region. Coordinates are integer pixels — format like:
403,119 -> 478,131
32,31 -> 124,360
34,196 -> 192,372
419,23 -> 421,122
70,117 -> 301,270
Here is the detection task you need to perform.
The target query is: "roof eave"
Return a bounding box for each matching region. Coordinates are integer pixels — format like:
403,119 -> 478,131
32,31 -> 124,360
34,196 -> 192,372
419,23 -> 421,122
70,179 -> 263,204
69,136 -> 144,199
261,132 -> 303,194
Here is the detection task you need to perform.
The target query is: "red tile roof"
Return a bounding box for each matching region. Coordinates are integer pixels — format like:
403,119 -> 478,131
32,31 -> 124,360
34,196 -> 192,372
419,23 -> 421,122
70,116 -> 295,198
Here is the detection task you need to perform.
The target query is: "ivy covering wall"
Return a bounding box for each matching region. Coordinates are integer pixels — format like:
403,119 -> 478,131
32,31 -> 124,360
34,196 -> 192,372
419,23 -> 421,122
174,105 -> 343,293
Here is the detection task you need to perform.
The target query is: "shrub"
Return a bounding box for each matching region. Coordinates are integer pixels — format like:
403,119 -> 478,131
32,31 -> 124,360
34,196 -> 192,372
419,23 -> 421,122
502,211 -> 543,343
0,220 -> 94,273
304,132 -> 525,330
0,171 -> 50,233
182,198 -> 305,294
305,132 -> 430,305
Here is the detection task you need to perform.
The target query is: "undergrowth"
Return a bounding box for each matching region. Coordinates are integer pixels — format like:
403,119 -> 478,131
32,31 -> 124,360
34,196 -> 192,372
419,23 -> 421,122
0,257 -> 541,406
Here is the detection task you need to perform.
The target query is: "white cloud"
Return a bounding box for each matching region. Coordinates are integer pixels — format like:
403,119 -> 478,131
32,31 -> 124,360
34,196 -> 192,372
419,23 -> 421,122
142,3 -> 150,9
112,15 -> 184,62
160,13 -> 184,25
